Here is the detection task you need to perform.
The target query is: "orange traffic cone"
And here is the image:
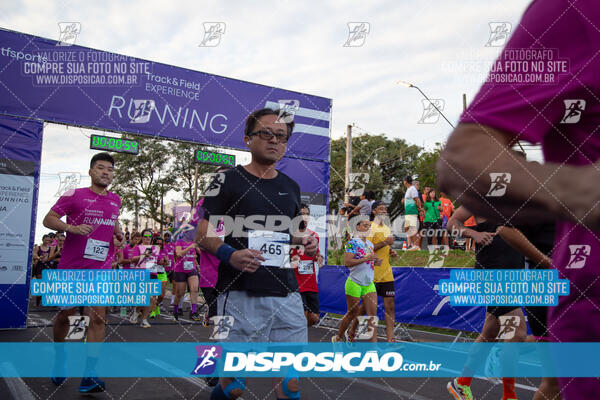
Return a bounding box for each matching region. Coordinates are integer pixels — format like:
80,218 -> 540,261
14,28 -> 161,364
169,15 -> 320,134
402,241 -> 408,251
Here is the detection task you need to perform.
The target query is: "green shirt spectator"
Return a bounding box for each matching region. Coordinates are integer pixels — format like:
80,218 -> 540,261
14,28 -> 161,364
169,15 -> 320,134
424,200 -> 441,223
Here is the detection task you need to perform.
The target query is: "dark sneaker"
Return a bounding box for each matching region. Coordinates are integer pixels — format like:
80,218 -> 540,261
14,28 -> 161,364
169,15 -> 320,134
202,311 -> 212,328
51,360 -> 66,386
190,312 -> 202,321
50,376 -> 65,386
79,377 -> 106,393
205,376 -> 219,387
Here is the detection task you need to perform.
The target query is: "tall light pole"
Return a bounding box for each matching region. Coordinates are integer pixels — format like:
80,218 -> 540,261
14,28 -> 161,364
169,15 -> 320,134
160,183 -> 165,235
344,124 -> 352,204
396,80 -> 456,129
134,189 -> 139,231
359,146 -> 385,170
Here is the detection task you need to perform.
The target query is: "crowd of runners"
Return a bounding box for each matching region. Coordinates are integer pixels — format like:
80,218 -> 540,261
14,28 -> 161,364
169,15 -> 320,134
31,105 -> 588,400
30,110 -> 588,400
36,108 -> 327,397
26,3 -> 600,399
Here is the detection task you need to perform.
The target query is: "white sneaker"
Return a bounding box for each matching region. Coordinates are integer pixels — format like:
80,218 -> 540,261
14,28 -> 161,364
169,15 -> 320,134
129,311 -> 139,324
408,245 -> 420,251
140,319 -> 151,328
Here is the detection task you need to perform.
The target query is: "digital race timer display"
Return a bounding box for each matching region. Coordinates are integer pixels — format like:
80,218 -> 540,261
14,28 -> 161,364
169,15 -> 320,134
195,150 -> 236,167
90,134 -> 140,155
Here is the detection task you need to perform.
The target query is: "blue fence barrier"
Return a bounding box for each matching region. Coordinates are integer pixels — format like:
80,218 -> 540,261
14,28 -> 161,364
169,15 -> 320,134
318,266 -> 486,333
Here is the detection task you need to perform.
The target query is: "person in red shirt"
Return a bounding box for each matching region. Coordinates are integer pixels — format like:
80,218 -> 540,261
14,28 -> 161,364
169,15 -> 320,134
463,215 -> 476,252
291,204 -> 321,327
439,192 -> 455,246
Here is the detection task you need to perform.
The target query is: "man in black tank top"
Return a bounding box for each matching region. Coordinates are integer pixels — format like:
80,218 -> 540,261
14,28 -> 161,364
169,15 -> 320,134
497,222 -> 555,337
472,220 -> 525,318
497,222 -> 560,400
446,206 -> 526,400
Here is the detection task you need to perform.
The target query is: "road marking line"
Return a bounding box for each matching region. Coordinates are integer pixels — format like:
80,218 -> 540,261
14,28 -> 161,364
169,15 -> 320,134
0,362 -> 37,400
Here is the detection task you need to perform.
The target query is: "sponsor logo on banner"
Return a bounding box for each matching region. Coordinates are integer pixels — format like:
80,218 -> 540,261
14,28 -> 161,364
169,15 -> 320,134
344,22 -> 370,47
130,100 -> 155,123
418,99 -> 445,124
566,244 -> 590,269
432,284 -> 451,316
199,22 -> 226,47
485,22 -> 512,47
561,99 -> 585,124
497,315 -> 520,339
57,22 -> 81,46
486,172 -> 511,197
192,345 -> 222,375
108,96 -> 229,134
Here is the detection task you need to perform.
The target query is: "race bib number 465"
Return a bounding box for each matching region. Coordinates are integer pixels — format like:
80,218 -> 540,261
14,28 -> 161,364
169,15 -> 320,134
248,230 -> 291,268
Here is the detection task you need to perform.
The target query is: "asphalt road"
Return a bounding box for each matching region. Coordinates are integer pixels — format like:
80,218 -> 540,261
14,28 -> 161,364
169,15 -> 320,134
0,303 -> 539,400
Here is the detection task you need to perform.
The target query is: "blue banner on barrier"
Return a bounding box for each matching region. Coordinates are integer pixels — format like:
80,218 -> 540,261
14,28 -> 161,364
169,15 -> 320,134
0,342 -> 596,378
318,267 -> 485,332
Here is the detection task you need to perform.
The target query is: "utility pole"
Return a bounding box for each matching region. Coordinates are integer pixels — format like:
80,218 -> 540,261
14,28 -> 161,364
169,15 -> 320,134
192,164 -> 199,208
134,190 -> 139,231
344,124 -> 352,204
462,93 -> 467,112
160,184 -> 164,234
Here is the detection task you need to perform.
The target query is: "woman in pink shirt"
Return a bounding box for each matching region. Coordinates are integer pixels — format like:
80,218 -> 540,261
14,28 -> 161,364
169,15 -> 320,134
172,239 -> 201,321
151,236 -> 168,318
111,236 -> 124,269
130,229 -> 160,328
121,232 -> 141,269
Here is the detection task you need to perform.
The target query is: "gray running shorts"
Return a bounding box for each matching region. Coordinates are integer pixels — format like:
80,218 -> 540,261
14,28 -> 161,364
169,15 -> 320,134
216,290 -> 308,342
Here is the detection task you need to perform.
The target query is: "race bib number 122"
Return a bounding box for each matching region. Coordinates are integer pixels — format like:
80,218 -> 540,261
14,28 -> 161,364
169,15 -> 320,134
83,238 -> 109,262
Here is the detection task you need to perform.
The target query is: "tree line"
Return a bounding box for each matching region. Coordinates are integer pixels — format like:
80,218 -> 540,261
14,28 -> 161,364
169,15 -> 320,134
110,133 -> 442,227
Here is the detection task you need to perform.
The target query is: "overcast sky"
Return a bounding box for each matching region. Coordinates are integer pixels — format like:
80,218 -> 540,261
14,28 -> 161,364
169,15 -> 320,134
0,0 -> 539,242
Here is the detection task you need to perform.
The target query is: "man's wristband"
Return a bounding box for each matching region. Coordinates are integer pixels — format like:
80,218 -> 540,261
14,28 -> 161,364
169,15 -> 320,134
216,244 -> 236,263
